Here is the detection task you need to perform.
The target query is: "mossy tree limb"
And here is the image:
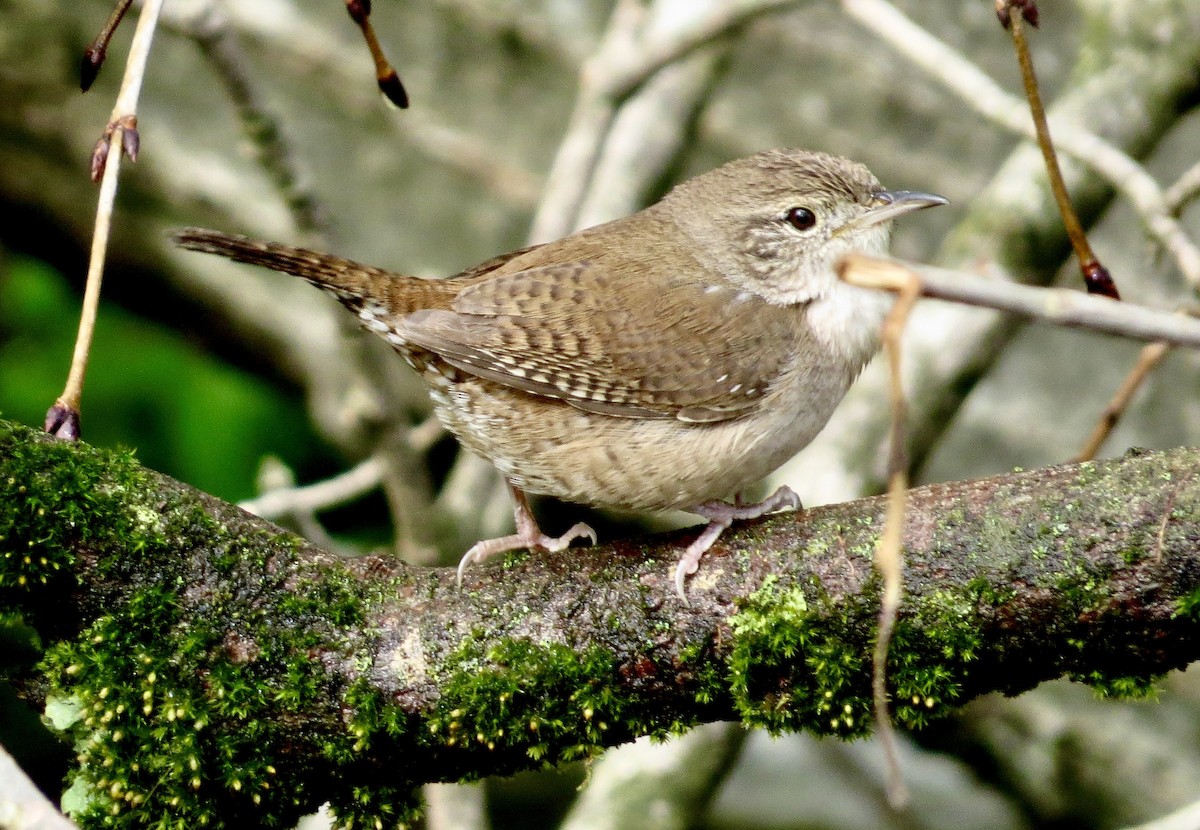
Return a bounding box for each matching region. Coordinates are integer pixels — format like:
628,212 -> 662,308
1,418 -> 1198,828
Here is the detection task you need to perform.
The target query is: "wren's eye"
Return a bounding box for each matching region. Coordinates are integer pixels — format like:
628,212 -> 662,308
783,206 -> 817,231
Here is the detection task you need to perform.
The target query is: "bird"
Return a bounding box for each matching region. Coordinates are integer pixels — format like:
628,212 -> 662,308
173,148 -> 946,599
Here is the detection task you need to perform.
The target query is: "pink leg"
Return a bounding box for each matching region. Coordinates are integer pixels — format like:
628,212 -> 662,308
456,482 -> 597,587
675,485 -> 801,600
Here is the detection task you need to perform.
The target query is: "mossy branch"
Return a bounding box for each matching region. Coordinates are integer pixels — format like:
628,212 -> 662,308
2,418 -> 1199,828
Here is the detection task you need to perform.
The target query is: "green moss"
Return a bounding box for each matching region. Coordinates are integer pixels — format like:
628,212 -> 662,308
1078,671 -> 1161,701
0,433 -> 151,603
428,637 -> 624,762
1176,586 -> 1200,619
0,422 -> 415,828
726,575 -> 982,735
885,589 -> 981,729
727,576 -> 871,735
678,637 -> 724,707
8,420 -> 1192,825
328,632 -> 664,827
1052,561 -> 1106,613
965,576 -> 1016,608
45,587 -> 297,828
327,782 -> 422,830
36,541 -> 382,829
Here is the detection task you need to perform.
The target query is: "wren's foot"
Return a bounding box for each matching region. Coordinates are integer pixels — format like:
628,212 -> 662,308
456,482 -> 597,588
675,485 -> 802,600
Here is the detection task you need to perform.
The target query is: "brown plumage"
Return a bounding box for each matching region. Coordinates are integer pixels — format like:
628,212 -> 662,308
173,148 -> 946,598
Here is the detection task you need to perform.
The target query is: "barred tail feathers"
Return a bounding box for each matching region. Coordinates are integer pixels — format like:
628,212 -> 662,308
170,228 -> 451,316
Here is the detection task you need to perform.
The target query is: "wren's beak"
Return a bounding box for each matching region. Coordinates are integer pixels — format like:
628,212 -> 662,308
844,190 -> 949,232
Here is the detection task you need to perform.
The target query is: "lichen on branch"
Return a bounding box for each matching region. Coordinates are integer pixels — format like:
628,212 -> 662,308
2,419 -> 1198,828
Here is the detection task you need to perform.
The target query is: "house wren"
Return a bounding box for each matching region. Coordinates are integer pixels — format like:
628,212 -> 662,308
173,148 -> 945,598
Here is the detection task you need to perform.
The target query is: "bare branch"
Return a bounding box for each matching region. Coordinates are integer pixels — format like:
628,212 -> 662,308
1165,160 -> 1200,216
2,418 -> 1199,826
839,255 -> 1200,347
841,0 -> 1200,287
1075,340 -> 1173,463
771,0 -> 1200,503
0,741 -> 80,830
530,0 -> 800,242
49,0 -> 166,438
1003,2 -> 1115,297
871,268 -> 920,808
161,0 -> 328,237
592,0 -> 798,102
240,456 -> 384,521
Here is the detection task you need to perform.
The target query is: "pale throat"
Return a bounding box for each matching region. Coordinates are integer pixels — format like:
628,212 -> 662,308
806,279 -> 893,370
805,226 -> 894,368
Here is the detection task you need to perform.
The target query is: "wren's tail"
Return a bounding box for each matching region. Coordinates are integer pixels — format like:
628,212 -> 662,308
171,228 -> 454,316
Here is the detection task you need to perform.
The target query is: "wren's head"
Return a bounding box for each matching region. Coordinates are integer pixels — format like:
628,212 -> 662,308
661,148 -> 946,307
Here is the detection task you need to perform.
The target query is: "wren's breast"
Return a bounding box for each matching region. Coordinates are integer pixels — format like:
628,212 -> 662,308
421,323 -> 861,512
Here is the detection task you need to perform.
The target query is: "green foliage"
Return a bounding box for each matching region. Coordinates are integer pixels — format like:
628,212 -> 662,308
38,559 -> 376,830
44,588 -> 291,829
886,589 -> 982,729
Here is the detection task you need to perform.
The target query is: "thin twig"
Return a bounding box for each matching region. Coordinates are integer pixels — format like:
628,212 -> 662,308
344,0 -> 409,108
81,0 -> 134,91
595,0 -> 797,101
44,122 -> 124,440
870,272 -> 920,809
529,0 -> 797,242
239,456 -> 384,558
208,9 -> 538,209
840,0 -> 1200,289
1152,474 -> 1186,564
1074,341 -> 1172,462
1165,160 -> 1200,216
1004,4 -> 1116,298
47,0 -> 166,440
407,414 -> 447,454
239,455 -> 384,520
839,255 -> 1200,347
161,1 -> 327,237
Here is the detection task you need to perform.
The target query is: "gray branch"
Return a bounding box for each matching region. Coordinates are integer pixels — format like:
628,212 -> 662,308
1,419 -> 1198,825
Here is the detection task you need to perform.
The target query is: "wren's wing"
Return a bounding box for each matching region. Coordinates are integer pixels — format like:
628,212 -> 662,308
398,260 -> 799,422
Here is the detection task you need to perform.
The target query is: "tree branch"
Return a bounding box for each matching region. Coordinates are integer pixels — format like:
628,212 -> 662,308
1,418 -> 1198,826
0,741 -> 80,830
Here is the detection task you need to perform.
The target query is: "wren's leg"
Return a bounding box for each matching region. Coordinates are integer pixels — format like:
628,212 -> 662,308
675,485 -> 802,600
456,481 -> 597,588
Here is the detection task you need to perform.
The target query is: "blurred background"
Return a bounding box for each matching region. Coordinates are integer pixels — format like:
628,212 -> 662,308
2,0 -> 1199,828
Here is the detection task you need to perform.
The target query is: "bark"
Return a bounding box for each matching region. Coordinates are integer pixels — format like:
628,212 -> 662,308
1,419 -> 1198,827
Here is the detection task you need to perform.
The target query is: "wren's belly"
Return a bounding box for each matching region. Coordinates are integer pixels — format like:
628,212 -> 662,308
429,373 -> 848,512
